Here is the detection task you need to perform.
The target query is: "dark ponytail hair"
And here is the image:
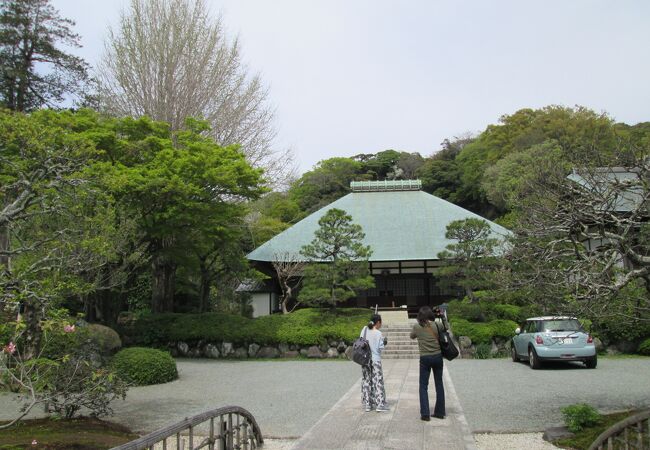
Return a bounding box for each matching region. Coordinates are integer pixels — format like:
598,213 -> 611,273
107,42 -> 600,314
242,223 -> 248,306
368,314 -> 382,329
417,306 -> 435,327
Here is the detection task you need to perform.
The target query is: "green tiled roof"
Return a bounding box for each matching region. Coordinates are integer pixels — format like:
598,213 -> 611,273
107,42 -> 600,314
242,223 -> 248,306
247,190 -> 511,262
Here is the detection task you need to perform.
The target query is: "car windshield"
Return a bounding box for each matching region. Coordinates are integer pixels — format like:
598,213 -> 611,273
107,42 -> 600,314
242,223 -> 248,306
541,319 -> 582,332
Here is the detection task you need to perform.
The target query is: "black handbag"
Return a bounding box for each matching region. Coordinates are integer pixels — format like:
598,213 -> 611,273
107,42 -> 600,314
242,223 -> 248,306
434,321 -> 459,361
351,326 -> 372,366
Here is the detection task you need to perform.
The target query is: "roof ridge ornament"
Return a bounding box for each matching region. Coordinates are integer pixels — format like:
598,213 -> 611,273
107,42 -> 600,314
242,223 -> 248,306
350,179 -> 422,192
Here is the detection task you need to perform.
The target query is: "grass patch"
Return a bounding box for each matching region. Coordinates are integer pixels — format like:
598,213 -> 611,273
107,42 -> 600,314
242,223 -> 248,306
554,411 -> 636,449
0,417 -> 138,449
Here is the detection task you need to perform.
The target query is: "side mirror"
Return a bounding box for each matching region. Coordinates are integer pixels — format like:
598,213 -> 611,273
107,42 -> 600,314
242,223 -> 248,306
515,328 -> 521,335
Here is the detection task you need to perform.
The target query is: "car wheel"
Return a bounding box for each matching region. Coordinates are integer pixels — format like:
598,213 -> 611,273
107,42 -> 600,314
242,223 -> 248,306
585,354 -> 597,369
528,347 -> 541,370
511,344 -> 519,362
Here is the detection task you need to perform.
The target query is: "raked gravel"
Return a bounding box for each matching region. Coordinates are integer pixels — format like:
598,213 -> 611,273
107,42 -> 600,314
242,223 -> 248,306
447,357 -> 650,432
474,433 -> 558,450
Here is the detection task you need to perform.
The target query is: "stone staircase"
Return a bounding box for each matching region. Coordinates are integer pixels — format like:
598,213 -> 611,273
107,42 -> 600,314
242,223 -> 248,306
381,321 -> 419,359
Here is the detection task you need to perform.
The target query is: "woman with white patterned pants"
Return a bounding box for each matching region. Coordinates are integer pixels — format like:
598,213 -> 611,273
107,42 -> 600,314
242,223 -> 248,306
360,314 -> 388,412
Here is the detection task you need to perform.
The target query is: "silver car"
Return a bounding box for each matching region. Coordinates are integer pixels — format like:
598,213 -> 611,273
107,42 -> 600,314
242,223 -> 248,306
511,316 -> 597,369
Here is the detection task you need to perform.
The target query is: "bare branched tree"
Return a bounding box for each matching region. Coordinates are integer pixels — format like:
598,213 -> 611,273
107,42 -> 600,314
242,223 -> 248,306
97,0 -> 294,185
271,252 -> 305,314
510,147 -> 650,323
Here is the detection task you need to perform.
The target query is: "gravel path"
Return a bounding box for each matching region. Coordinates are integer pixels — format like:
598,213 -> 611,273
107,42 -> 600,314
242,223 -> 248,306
474,433 -> 558,450
0,359 -> 360,438
447,357 -> 650,432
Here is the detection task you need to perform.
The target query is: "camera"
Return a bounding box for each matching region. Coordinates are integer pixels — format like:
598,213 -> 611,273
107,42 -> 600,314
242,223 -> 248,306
432,307 -> 444,319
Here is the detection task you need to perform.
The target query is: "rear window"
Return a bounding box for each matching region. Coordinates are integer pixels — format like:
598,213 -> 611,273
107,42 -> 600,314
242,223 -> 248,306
540,319 -> 582,332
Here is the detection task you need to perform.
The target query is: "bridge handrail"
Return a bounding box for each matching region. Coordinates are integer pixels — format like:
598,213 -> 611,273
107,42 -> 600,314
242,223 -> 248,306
111,405 -> 263,450
588,409 -> 650,450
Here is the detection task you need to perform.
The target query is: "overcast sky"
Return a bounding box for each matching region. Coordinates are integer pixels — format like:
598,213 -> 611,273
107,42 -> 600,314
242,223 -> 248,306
52,0 -> 650,174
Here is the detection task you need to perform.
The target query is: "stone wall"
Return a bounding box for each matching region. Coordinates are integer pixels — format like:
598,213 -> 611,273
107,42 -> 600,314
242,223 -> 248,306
169,340 -> 353,360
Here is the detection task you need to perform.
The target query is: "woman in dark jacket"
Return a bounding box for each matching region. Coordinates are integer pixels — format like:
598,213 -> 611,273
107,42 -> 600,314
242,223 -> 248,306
410,306 -> 448,421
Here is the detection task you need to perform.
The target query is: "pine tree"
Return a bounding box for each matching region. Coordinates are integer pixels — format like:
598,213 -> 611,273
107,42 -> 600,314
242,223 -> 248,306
299,208 -> 375,308
0,0 -> 88,111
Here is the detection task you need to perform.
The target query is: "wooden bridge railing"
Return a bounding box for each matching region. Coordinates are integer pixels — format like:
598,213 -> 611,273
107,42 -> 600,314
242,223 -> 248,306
588,409 -> 650,450
111,405 -> 263,450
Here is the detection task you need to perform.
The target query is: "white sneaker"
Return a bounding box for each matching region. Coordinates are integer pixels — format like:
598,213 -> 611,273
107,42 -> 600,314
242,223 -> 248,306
364,406 -> 372,412
376,405 -> 390,412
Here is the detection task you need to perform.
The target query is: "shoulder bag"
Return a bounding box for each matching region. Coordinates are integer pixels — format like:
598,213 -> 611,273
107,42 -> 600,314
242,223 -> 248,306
351,326 -> 372,366
425,320 -> 459,361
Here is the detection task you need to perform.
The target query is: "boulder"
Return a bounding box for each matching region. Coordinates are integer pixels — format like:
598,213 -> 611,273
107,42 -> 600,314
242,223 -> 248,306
188,347 -> 202,358
337,341 -> 347,353
326,347 -> 339,358
300,348 -> 309,357
344,346 -> 353,360
593,337 -> 604,353
490,341 -> 500,355
177,342 -> 189,356
329,340 -> 338,347
257,346 -> 280,358
307,345 -> 324,358
204,344 -> 221,359
615,340 -> 637,354
278,342 -> 290,354
221,342 -> 234,357
234,347 -> 248,359
606,346 -> 620,355
458,336 -> 472,349
319,343 -> 329,353
248,343 -> 260,357
290,344 -> 298,351
283,350 -> 300,358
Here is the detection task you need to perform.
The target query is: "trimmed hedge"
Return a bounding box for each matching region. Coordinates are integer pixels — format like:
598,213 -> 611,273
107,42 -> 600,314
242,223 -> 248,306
112,347 -> 178,386
119,308 -> 371,347
450,318 -> 519,344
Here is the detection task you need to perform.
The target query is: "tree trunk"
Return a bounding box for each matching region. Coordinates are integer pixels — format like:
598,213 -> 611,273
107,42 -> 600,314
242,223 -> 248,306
198,262 -> 211,313
151,256 -> 176,313
22,302 -> 42,360
0,224 -> 10,271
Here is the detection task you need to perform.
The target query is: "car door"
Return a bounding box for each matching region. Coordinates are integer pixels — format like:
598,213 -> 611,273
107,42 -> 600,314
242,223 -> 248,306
514,321 -> 529,356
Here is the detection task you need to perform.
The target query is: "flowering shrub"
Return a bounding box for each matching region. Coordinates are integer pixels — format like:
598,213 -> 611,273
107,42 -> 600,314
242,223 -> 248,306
0,310 -> 128,427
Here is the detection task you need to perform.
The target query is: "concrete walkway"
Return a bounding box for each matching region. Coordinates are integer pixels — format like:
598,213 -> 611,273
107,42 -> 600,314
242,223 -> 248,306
292,359 -> 477,450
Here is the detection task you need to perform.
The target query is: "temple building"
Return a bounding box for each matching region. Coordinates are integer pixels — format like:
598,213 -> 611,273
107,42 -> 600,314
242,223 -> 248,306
246,180 -> 510,317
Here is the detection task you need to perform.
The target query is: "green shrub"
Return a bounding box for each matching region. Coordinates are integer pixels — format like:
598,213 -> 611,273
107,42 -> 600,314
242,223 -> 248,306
484,303 -> 523,323
474,343 -> 492,359
112,347 -> 178,386
87,324 -> 122,355
450,318 -> 518,344
639,338 -> 650,356
446,301 -> 484,322
561,404 -> 601,432
118,308 -> 370,347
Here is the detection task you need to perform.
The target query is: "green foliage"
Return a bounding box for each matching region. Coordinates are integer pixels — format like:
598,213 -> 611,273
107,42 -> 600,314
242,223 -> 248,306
86,324 -> 122,356
437,218 -> 500,301
450,318 -> 518,344
638,338 -> 650,356
561,404 -> 602,433
474,343 -> 492,359
299,209 -> 375,307
111,347 -> 178,386
119,308 -> 370,347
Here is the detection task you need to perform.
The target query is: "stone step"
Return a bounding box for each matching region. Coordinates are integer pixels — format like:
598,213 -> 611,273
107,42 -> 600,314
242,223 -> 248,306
383,354 -> 418,359
385,345 -> 418,351
382,350 -> 420,355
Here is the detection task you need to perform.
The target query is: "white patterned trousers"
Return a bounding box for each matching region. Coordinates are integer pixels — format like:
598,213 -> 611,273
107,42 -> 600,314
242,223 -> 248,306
361,360 -> 386,409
